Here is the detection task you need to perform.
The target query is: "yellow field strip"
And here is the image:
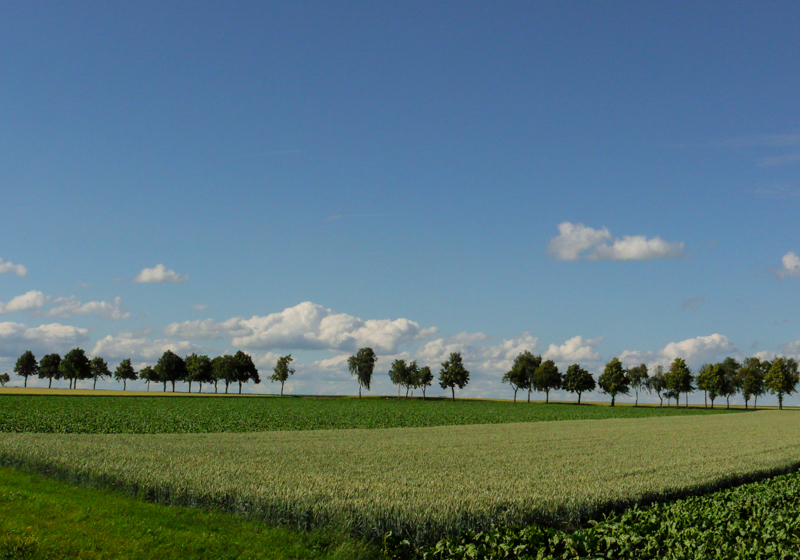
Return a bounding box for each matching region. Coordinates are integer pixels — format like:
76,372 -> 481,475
0,411 -> 798,544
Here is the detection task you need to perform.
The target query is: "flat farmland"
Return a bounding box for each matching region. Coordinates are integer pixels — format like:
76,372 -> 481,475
1,411 -> 797,547
0,394 -> 735,433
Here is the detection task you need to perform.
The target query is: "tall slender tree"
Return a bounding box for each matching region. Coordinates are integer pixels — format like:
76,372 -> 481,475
739,356 -> 766,410
348,347 -> 378,399
185,354 -> 212,393
666,357 -> 693,407
38,353 -> 61,389
416,365 -> 434,400
233,350 -> 259,394
627,364 -> 648,407
212,355 -> 237,394
270,354 -> 295,396
438,352 -> 470,402
503,351 -> 536,403
562,364 -> 596,404
389,359 -> 415,398
765,357 -> 799,410
139,365 -> 156,391
646,365 -> 667,407
114,359 -> 137,391
14,351 -> 38,388
60,348 -> 91,390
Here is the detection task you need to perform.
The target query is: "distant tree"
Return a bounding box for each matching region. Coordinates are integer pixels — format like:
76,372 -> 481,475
389,359 -> 415,399
416,365 -> 434,400
765,357 -> 800,410
0,373 -> 9,386
139,365 -> 156,391
503,351 -> 537,403
562,364 -> 596,404
38,353 -> 62,389
212,355 -> 237,394
270,354 -> 295,396
532,359 -> 561,404
156,350 -> 187,392
90,356 -> 111,390
697,363 -> 723,408
233,350 -> 259,394
14,351 -> 38,388
438,352 -> 470,402
666,357 -> 693,407
695,363 -> 711,408
598,358 -> 630,407
739,357 -> 767,410
348,347 -> 378,399
114,359 -> 137,391
185,354 -> 212,393
627,364 -> 648,407
716,357 -> 740,409
645,365 -> 667,407
60,348 -> 91,389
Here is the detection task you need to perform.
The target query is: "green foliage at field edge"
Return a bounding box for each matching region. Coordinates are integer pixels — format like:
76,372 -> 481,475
386,468 -> 800,559
0,395 -> 737,434
0,466 -> 380,560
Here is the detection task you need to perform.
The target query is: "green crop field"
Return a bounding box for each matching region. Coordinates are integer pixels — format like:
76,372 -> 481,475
1,411 -> 797,548
0,394 -> 735,433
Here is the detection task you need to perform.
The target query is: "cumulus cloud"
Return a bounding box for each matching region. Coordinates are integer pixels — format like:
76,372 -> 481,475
621,333 -> 736,370
91,332 -> 199,360
0,322 -> 89,357
0,258 -> 27,277
547,222 -> 686,261
133,264 -> 188,283
542,336 -> 603,363
778,251 -> 800,278
45,296 -> 130,320
0,291 -> 48,314
165,302 -> 437,354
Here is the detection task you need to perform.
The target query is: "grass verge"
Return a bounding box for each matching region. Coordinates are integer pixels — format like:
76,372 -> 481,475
0,466 -> 380,560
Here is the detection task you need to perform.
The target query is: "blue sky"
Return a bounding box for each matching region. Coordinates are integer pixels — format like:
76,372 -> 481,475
2,2 -> 799,403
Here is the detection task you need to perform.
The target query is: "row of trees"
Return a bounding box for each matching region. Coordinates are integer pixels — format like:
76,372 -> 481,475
8,347 -> 800,408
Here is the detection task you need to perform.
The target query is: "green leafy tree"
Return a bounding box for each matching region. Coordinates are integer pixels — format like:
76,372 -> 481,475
562,364 -> 596,404
627,364 -> 648,407
156,350 -> 187,392
666,357 -> 693,407
185,354 -> 212,393
389,359 -> 414,398
695,363 -> 711,408
233,350 -> 259,394
718,357 -> 741,409
60,348 -> 91,390
697,363 -> 724,408
270,354 -> 295,396
646,365 -> 667,407
739,356 -> 767,410
139,365 -> 156,391
114,359 -> 137,391
90,356 -> 111,390
765,357 -> 800,410
212,355 -> 237,394
532,359 -> 561,403
347,347 -> 378,399
598,357 -> 630,407
38,353 -> 62,389
14,351 -> 38,388
503,351 -> 537,403
438,351 -> 470,402
0,373 -> 9,386
415,366 -> 434,400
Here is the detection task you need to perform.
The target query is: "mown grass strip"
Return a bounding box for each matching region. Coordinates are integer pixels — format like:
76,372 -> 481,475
0,394 -> 735,433
0,466 -> 380,560
0,411 -> 796,547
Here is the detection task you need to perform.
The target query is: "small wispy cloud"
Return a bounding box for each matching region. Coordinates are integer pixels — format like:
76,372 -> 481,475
133,264 -> 188,284
547,222 -> 686,261
0,258 -> 27,277
777,251 -> 800,279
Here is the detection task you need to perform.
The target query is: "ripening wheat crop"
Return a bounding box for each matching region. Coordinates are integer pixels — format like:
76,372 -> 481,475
0,411 -> 798,545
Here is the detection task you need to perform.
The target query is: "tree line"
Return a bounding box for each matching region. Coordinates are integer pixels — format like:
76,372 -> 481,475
7,347 -> 800,408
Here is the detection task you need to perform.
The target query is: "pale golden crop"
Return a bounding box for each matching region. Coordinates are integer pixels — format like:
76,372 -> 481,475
0,411 -> 798,545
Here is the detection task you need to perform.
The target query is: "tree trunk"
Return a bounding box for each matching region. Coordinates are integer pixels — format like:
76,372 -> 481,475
225,381 -> 229,394
24,377 -> 27,388
611,394 -> 615,407
710,399 -> 714,409
513,388 -> 517,403
405,387 -> 409,399
704,391 -> 707,408
577,392 -> 582,405
93,378 -> 97,390
545,390 -> 549,404
172,381 -> 176,392
163,381 -> 167,392
359,384 -> 362,399
744,398 -> 748,410
635,389 -> 638,407
685,393 -> 688,407
658,396 -> 662,407
48,378 -> 52,389
188,381 -> 192,393
280,382 -> 284,396
123,380 -> 127,391
214,382 -> 218,394
147,381 -> 150,391
422,387 -> 426,400
726,397 -> 730,409
754,395 -> 758,410
239,382 -> 242,394
199,383 -> 202,393
451,387 -> 455,402
779,394 -> 783,410
527,389 -> 531,403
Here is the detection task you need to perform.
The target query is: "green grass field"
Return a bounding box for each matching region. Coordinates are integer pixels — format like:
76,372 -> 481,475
2,411 -> 797,547
0,394 -> 736,433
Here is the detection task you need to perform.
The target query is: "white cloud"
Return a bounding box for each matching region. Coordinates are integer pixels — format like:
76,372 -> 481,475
91,332 -> 199,360
132,264 -> 188,283
0,321 -> 89,357
165,302 -> 437,354
548,222 -> 686,261
542,335 -> 603,363
621,333 -> 736,371
0,291 -> 47,314
45,296 -> 130,320
0,258 -> 27,277
778,251 -> 800,278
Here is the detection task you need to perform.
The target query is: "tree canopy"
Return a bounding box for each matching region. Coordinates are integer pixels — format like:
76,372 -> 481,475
114,358 -> 137,391
156,350 -> 187,392
90,356 -> 111,390
59,348 -> 90,389
38,353 -> 62,389
438,352 -> 470,401
270,354 -> 295,396
627,363 -> 648,407
666,357 -> 693,407
765,357 -> 800,410
348,347 -> 378,399
14,351 -> 38,388
532,359 -> 561,403
597,357 -> 629,407
562,364 -> 596,404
